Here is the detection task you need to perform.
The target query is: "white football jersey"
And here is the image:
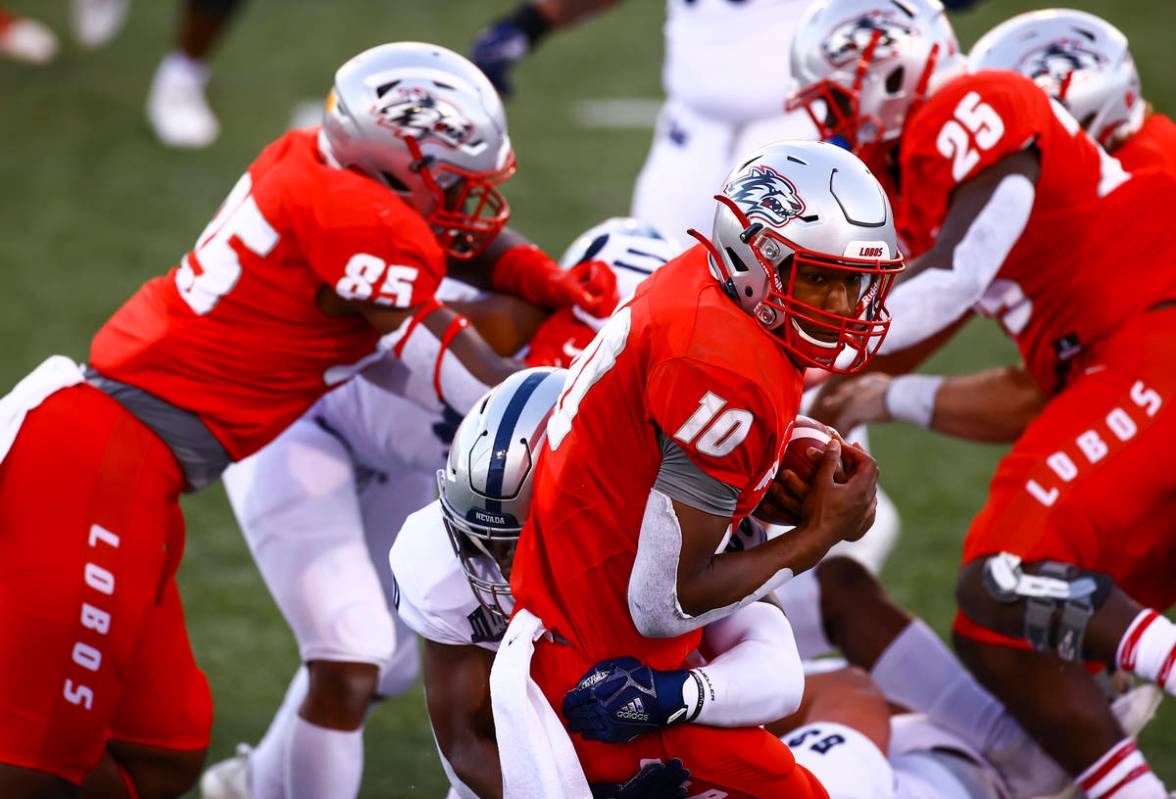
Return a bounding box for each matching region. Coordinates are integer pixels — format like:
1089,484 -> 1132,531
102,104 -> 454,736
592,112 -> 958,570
663,0 -> 814,121
390,500 -> 505,652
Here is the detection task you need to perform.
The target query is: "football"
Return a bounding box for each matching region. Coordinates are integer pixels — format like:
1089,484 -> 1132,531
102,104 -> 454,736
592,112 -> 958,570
779,417 -> 836,483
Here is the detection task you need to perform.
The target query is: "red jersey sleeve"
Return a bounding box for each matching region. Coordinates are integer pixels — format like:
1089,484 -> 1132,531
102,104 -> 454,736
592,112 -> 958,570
899,72 -> 1050,254
645,356 -> 782,505
293,181 -> 446,309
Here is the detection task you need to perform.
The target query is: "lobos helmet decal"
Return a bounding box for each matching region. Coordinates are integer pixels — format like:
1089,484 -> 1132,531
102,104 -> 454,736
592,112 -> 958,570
724,165 -> 807,228
822,11 -> 917,68
372,86 -> 476,148
1019,39 -> 1106,96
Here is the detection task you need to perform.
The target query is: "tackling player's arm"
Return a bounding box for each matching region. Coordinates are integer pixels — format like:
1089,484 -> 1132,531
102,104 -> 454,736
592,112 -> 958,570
421,640 -> 502,799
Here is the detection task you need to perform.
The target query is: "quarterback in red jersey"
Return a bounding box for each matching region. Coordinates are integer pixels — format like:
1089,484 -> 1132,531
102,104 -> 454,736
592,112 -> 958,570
791,1 -> 1176,795
504,139 -> 901,796
0,42 -> 615,798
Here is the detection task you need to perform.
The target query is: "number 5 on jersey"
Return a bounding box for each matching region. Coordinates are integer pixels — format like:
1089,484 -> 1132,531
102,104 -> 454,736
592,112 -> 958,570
937,91 -> 1005,182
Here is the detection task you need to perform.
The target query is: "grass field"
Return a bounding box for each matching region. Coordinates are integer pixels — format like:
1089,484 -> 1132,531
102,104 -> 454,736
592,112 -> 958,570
2,0 -> 1174,794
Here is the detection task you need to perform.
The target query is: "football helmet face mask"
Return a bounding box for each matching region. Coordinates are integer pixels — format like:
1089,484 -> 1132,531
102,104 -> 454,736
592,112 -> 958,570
788,0 -> 963,158
436,367 -> 566,625
321,42 -> 515,259
690,141 -> 904,373
969,9 -> 1144,147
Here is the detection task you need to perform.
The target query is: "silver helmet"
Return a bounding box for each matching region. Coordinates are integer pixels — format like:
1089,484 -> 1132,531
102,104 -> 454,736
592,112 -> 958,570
559,217 -> 682,329
692,140 -> 904,373
321,42 -> 515,258
789,0 -> 963,154
969,9 -> 1144,147
436,367 -> 566,624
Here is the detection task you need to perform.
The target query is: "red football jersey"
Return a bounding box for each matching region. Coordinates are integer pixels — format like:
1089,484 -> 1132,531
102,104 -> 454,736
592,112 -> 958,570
1116,112 -> 1176,175
898,71 -> 1176,392
511,245 -> 803,670
90,129 -> 445,460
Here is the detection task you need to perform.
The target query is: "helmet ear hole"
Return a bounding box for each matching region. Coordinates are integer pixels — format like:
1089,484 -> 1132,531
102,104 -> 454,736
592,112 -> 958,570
885,67 -> 905,94
724,246 -> 752,274
380,171 -> 411,193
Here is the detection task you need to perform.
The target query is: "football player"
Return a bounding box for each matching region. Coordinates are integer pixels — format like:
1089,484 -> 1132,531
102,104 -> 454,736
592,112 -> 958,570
500,139 -> 903,796
789,1 -> 1176,796
812,7 -> 1176,445
0,42 -> 613,798
199,220 -> 677,799
394,367 -> 724,799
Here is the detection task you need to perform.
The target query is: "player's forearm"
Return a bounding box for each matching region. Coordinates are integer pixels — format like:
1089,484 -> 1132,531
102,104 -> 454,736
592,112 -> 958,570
677,530 -> 828,618
929,366 -> 1046,442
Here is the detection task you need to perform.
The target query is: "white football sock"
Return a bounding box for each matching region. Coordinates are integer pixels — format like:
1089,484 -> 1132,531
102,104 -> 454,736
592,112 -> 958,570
156,50 -> 209,85
1077,738 -> 1167,799
870,619 -> 1018,753
250,666 -> 309,799
1117,610 -> 1176,695
285,716 -> 364,799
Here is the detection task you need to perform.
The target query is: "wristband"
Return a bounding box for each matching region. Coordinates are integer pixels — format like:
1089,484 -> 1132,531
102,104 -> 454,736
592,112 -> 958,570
510,3 -> 553,47
884,374 -> 944,428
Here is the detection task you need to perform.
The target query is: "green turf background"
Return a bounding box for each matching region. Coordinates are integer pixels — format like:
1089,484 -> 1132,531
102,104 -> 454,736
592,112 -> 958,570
1,0 -> 1172,794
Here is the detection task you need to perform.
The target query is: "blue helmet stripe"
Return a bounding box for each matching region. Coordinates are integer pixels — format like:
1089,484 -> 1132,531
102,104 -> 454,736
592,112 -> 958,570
483,370 -> 548,513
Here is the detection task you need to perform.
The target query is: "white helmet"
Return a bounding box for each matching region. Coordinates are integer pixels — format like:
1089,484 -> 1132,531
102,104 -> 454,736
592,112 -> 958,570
321,42 -> 515,258
969,10 -> 1144,147
558,217 -> 681,329
436,367 -> 565,625
789,0 -> 963,154
692,140 -> 904,373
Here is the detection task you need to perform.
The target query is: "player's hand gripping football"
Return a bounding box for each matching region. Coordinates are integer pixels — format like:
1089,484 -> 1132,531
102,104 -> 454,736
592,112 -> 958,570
563,656 -> 696,744
808,372 -> 893,434
590,758 -> 691,799
756,432 -> 878,547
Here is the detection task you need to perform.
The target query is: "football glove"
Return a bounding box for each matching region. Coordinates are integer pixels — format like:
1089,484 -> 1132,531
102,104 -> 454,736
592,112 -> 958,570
471,3 -> 552,97
590,758 -> 691,799
492,244 -> 619,317
563,656 -> 702,744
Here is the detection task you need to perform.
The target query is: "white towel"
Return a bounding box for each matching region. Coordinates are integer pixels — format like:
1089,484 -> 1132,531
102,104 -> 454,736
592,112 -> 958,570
0,355 -> 85,465
489,608 -> 593,799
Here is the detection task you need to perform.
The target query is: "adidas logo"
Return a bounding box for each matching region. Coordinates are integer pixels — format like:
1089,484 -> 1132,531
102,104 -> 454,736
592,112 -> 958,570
615,698 -> 649,722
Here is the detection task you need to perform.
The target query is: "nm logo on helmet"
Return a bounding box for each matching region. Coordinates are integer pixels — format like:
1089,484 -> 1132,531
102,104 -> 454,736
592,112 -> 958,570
372,86 -> 475,148
822,11 -> 915,67
724,165 -> 806,228
1019,40 -> 1105,94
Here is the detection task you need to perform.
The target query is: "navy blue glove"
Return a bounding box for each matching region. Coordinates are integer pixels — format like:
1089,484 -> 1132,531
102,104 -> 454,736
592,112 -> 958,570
590,758 -> 691,799
563,656 -> 702,743
471,3 -> 552,97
